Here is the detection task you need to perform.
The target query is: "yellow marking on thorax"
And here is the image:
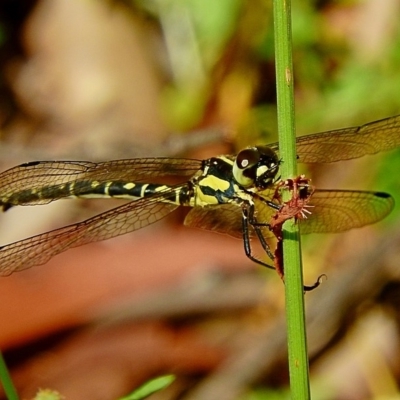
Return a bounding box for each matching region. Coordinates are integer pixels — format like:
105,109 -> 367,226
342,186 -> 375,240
191,175 -> 230,207
191,189 -> 218,207
200,175 -> 230,192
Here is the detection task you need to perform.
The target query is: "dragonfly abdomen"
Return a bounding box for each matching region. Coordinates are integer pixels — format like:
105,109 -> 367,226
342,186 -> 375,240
0,180 -> 183,210
69,180 -> 172,200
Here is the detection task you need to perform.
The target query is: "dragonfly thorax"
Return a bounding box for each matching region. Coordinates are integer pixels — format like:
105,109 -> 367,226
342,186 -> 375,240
233,146 -> 280,190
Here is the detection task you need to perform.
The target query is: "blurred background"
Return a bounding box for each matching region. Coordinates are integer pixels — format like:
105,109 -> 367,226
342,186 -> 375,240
0,0 -> 400,399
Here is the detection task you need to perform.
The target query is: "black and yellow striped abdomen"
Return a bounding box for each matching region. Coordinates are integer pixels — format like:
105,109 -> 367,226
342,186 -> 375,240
0,180 -> 187,210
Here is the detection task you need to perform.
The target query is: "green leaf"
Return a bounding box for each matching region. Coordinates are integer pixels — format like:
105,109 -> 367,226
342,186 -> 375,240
119,374 -> 176,400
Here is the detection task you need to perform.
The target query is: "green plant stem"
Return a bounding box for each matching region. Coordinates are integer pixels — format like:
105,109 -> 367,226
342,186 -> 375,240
273,0 -> 311,399
0,351 -> 18,400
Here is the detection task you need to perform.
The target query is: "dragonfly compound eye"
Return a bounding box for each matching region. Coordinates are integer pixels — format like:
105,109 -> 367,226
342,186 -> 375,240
233,147 -> 263,187
233,146 -> 280,189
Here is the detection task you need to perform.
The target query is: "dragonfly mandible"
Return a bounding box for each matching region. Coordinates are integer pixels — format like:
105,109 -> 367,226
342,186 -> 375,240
0,114 -> 398,277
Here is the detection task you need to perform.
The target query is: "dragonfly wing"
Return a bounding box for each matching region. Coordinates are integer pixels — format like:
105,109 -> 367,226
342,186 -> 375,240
299,190 -> 394,234
184,204 -> 244,239
268,114 -> 400,163
0,158 -> 202,205
184,199 -> 276,241
0,186 -> 183,276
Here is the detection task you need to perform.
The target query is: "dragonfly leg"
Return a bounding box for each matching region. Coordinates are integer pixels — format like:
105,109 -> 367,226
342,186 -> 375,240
244,189 -> 281,212
241,203 -> 275,270
243,202 -> 324,291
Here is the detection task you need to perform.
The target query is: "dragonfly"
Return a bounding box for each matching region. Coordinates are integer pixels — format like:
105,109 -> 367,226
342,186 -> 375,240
0,114 -> 398,278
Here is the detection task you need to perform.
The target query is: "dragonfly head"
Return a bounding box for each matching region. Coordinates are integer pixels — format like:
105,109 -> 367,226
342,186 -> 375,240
233,146 -> 280,190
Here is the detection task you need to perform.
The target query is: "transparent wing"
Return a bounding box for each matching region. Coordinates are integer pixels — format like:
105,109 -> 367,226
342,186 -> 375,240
184,204 -> 244,239
0,185 -> 185,276
0,158 -> 202,205
299,190 -> 394,234
268,114 -> 400,163
184,196 -> 277,240
185,189 -> 394,239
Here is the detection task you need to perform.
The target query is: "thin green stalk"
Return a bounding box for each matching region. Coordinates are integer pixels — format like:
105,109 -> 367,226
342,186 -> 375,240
273,0 -> 310,399
0,351 -> 18,400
